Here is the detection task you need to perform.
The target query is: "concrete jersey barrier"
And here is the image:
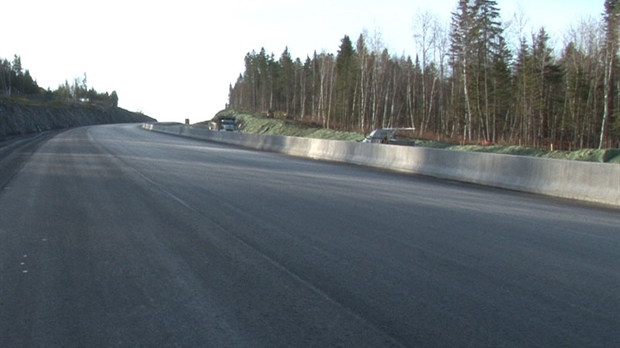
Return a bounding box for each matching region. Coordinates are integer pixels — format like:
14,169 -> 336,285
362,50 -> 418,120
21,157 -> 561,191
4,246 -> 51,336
141,123 -> 620,207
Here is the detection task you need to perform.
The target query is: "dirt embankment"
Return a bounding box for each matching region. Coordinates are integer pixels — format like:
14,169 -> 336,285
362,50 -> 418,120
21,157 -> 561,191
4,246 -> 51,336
0,97 -> 156,138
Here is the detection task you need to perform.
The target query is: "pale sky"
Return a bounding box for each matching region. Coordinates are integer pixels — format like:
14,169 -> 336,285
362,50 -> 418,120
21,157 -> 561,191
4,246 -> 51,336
0,0 -> 604,123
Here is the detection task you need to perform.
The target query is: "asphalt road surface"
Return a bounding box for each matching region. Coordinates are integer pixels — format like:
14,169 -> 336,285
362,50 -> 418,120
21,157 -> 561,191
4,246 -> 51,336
1,124 -> 618,347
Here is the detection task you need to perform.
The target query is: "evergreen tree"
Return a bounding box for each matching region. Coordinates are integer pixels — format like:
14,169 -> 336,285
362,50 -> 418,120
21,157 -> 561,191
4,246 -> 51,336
0,58 -> 13,95
300,56 -> 314,119
450,0 -> 475,139
11,55 -> 22,76
11,55 -> 24,95
531,28 -> 552,145
356,33 -> 370,132
277,47 -> 295,115
473,0 -> 504,142
601,0 -> 619,148
335,35 -> 358,129
110,91 -> 119,107
513,37 -> 534,145
491,36 -> 513,143
22,70 -> 40,94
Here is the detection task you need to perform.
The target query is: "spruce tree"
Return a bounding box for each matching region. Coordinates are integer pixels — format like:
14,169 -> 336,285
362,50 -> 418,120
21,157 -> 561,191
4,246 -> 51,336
336,35 -> 357,129
601,0 -> 619,148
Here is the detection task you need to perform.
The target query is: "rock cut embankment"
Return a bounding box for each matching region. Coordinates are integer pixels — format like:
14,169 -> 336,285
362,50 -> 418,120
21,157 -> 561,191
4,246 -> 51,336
0,97 -> 156,138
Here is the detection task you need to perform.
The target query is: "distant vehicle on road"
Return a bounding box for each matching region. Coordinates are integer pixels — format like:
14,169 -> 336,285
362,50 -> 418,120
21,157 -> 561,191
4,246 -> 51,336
363,128 -> 415,145
209,116 -> 238,132
219,118 -> 237,132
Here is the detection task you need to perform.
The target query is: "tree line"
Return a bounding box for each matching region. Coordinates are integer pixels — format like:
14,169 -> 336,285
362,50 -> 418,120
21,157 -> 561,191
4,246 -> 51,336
0,55 -> 118,107
228,0 -> 619,150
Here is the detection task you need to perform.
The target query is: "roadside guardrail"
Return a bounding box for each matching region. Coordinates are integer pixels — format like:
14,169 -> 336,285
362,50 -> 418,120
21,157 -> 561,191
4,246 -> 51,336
141,123 -> 620,207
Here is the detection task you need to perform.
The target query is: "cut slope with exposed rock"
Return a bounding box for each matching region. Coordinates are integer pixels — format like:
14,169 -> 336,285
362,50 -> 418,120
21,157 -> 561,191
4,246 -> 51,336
0,97 -> 156,138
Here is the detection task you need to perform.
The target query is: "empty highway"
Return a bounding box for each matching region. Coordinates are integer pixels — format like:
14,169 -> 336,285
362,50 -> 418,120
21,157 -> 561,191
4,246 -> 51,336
1,124 -> 618,347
